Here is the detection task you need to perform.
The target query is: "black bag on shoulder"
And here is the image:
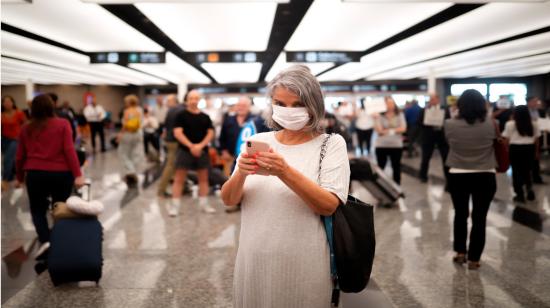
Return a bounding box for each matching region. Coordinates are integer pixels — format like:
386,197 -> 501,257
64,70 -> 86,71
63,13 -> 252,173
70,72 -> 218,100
319,134 -> 376,305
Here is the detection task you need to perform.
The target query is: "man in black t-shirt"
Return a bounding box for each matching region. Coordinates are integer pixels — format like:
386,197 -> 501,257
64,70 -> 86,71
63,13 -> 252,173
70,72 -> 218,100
170,89 -> 215,216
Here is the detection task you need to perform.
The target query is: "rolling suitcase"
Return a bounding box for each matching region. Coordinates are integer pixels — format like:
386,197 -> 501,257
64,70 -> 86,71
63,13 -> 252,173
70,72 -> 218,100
48,183 -> 103,286
350,158 -> 404,207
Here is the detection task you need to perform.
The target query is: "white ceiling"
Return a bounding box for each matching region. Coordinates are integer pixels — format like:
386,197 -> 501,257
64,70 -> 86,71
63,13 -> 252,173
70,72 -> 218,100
1,31 -> 168,85
129,52 -> 211,84
1,0 -> 163,52
286,0 -> 452,51
201,63 -> 262,83
318,2 -> 550,81
367,32 -> 550,80
135,2 -> 277,51
265,52 -> 334,81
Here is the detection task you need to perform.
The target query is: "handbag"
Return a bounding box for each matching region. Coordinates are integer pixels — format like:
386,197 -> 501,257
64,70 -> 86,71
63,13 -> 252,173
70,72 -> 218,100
319,134 -> 376,306
492,120 -> 510,173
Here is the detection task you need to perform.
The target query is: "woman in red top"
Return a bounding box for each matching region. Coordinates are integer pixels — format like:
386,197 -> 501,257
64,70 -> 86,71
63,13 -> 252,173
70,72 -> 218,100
2,96 -> 27,191
16,94 -> 84,257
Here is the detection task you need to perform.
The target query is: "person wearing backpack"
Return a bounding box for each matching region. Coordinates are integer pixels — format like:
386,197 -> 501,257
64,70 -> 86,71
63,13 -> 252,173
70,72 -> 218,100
117,95 -> 144,187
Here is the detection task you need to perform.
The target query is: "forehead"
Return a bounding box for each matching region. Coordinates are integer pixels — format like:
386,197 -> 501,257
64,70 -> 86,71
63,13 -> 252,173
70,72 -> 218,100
272,87 -> 300,101
188,91 -> 201,98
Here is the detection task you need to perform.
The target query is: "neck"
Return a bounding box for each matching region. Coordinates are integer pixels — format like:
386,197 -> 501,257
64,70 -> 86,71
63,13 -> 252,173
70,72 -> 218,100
276,129 -> 318,145
187,106 -> 200,113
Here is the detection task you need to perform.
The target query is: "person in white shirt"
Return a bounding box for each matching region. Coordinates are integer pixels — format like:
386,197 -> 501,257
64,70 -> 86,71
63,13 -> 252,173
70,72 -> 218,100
502,105 -> 541,203
83,98 -> 107,152
142,107 -> 160,158
354,100 -> 374,156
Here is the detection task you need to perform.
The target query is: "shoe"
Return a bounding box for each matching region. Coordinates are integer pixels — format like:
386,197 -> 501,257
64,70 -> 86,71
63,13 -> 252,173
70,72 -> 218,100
225,205 -> 240,213
452,254 -> 467,265
533,177 -> 545,184
527,190 -> 535,201
201,203 -> 216,214
168,200 -> 180,217
419,177 -> 428,183
34,242 -> 50,260
468,261 -> 480,270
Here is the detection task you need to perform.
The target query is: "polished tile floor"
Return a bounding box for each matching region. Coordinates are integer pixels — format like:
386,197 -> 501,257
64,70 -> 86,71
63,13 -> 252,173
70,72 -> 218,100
1,150 -> 549,307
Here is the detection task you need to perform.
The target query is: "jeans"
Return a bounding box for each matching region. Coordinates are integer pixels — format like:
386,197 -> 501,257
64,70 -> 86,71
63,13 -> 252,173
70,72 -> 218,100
26,170 -> 74,243
376,147 -> 403,184
1,138 -> 17,181
356,129 -> 373,155
449,172 -> 496,262
89,121 -> 106,151
143,132 -> 160,155
509,144 -> 535,197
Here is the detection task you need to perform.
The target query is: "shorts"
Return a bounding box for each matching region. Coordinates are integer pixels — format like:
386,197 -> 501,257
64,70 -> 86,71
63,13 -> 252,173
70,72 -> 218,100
175,148 -> 210,170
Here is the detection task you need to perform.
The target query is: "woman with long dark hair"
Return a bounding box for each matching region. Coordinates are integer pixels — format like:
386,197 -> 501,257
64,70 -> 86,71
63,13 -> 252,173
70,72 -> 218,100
2,96 -> 26,191
16,94 -> 84,258
502,105 -> 540,203
444,89 -> 497,270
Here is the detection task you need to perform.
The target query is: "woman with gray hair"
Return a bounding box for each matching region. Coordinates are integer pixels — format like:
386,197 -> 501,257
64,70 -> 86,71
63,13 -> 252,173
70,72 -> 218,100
221,65 -> 350,307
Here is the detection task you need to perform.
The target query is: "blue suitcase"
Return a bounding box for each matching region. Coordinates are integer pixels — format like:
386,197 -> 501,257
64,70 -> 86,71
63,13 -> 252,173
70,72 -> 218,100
47,218 -> 103,286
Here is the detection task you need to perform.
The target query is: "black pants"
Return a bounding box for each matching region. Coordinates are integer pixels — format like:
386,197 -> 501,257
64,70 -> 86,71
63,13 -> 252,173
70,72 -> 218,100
419,135 -> 449,182
449,172 -> 496,262
144,132 -> 160,154
25,171 -> 74,243
89,121 -> 106,151
406,125 -> 419,156
356,129 -> 373,155
376,148 -> 402,184
509,144 -> 535,197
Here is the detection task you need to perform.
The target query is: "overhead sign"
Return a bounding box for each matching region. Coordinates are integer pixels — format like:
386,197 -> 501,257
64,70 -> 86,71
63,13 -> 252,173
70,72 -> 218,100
90,52 -> 166,65
192,52 -> 262,63
286,51 -> 362,63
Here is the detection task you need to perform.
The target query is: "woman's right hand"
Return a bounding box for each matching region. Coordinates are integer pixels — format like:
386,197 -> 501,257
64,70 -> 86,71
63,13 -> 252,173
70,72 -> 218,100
236,152 -> 258,176
74,176 -> 85,188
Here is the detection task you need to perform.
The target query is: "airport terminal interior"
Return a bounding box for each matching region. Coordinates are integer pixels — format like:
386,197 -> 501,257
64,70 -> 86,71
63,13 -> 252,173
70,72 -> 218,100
1,0 -> 550,307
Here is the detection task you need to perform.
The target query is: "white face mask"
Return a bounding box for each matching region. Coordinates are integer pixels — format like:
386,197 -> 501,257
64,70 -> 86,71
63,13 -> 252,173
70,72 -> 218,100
272,105 -> 310,131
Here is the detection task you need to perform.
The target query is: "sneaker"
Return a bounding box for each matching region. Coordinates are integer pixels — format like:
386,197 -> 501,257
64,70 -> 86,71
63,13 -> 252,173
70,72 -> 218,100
34,242 -> 50,260
201,203 -> 216,214
527,190 -> 536,201
168,200 -> 180,217
225,205 -> 240,213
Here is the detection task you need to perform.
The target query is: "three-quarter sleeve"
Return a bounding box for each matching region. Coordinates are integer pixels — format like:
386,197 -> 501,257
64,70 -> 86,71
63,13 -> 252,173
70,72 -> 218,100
62,121 -> 82,179
319,134 -> 350,204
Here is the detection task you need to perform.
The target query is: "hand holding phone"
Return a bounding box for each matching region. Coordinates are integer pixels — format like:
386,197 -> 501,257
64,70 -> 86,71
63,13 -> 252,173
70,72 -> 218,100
246,140 -> 271,176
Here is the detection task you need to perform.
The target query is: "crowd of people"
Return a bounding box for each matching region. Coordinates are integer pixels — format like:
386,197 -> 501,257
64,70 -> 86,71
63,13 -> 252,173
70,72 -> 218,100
1,65 -> 549,306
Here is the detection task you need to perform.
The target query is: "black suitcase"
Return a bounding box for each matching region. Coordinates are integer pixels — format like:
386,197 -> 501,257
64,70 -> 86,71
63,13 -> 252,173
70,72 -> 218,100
350,158 -> 404,207
48,183 -> 103,286
48,218 -> 103,286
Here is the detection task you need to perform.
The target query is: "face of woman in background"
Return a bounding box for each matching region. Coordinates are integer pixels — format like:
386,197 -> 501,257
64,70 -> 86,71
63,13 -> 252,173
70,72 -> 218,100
2,97 -> 15,111
385,98 -> 396,112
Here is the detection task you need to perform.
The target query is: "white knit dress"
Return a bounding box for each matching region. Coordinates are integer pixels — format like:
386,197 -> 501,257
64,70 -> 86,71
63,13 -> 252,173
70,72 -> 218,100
233,132 -> 350,308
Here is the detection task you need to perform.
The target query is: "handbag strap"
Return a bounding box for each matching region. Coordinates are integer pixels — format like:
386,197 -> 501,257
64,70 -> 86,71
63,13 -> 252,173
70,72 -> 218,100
319,134 -> 340,306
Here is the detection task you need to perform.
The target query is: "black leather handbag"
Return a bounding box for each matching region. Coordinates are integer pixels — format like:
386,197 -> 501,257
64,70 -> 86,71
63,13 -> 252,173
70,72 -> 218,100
319,134 -> 376,306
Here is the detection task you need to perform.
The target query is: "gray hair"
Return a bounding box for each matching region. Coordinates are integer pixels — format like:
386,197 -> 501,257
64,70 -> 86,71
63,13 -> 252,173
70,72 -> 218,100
265,64 -> 325,133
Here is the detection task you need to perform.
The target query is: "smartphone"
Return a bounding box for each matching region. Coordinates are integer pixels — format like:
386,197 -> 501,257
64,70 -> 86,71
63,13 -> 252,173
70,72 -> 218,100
246,140 -> 270,175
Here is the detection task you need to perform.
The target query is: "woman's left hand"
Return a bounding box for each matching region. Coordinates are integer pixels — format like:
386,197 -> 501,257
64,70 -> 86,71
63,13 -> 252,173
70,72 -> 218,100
255,149 -> 289,177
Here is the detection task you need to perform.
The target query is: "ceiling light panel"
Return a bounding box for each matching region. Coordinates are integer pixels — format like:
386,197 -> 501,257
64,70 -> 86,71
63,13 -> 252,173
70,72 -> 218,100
480,65 -> 550,78
201,63 -> 262,83
84,0 -> 288,3
344,0 -> 547,2
366,32 -> 550,80
286,0 -> 452,51
129,52 -> 211,84
1,31 -> 167,85
319,2 -> 550,81
1,0 -> 163,52
435,54 -> 550,78
265,52 -> 334,81
135,2 -> 276,51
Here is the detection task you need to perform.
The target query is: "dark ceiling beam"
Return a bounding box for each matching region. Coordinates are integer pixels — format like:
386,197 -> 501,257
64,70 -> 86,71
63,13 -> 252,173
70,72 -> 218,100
101,4 -> 217,83
1,22 -> 87,55
365,25 -> 550,80
316,3 -> 485,78
257,0 -> 315,82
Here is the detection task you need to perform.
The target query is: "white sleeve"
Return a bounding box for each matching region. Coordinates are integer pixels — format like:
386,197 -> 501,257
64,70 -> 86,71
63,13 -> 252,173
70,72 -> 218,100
99,106 -> 106,120
319,134 -> 350,204
83,106 -> 92,121
533,122 -> 541,138
501,121 -> 513,138
400,113 -> 407,130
